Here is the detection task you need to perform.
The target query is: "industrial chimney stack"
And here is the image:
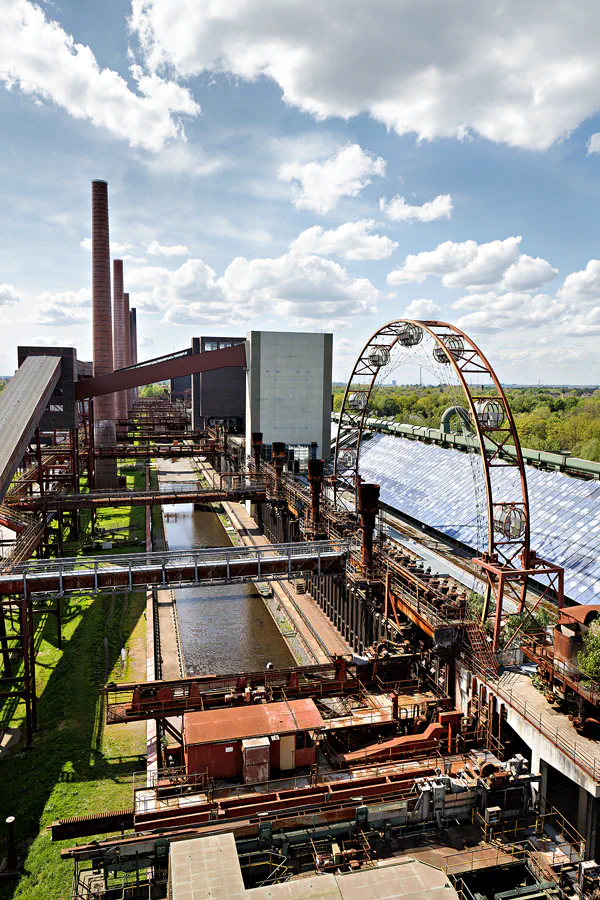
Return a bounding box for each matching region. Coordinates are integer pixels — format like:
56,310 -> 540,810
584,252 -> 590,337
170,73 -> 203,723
130,307 -> 138,403
123,292 -> 133,414
112,259 -> 128,425
91,179 -> 117,487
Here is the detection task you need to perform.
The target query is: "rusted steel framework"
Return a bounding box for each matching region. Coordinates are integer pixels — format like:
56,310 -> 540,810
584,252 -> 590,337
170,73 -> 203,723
103,659 -> 355,724
333,320 -> 559,650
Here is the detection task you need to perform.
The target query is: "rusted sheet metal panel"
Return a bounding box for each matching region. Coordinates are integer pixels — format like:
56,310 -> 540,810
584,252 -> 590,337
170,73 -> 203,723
392,590 -> 435,637
7,486 -> 266,512
338,722 -> 446,765
185,699 -> 324,747
0,355 -> 61,503
187,741 -> 241,779
50,808 -> 134,841
75,342 -> 247,400
559,604 -> 600,626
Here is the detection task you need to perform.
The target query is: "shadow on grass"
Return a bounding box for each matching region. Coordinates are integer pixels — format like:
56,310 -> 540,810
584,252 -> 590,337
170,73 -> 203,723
0,589 -> 145,900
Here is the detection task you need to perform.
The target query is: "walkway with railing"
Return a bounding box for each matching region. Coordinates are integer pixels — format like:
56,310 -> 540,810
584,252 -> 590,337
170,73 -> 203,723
494,668 -> 600,784
0,539 -> 349,597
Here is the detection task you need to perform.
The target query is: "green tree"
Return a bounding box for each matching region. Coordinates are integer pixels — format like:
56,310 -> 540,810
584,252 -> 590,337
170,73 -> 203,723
577,621 -> 600,681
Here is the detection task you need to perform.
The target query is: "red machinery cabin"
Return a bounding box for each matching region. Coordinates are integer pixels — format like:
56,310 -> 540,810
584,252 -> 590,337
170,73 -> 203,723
183,699 -> 324,781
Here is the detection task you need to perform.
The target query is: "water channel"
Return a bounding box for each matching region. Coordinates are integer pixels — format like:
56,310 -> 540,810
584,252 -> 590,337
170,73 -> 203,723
161,502 -> 295,676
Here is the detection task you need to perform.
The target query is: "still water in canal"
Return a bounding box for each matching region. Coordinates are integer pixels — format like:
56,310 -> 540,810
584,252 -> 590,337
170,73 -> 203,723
162,502 -> 294,676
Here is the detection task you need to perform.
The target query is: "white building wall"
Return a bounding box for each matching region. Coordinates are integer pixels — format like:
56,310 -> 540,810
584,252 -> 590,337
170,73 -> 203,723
245,331 -> 332,459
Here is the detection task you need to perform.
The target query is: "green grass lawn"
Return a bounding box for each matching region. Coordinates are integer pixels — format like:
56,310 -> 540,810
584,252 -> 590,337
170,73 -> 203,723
0,461 -> 150,899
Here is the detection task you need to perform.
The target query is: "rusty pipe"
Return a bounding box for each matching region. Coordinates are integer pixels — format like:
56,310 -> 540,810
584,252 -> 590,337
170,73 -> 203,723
358,482 -> 380,568
272,441 -> 286,496
251,432 -> 263,471
307,458 -> 324,527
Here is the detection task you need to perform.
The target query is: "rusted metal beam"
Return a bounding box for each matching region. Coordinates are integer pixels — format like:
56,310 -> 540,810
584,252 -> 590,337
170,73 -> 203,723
6,486 -> 266,512
75,342 -> 246,400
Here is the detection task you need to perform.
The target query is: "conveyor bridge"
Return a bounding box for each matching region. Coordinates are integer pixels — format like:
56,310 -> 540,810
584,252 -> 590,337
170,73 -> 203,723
0,539 -> 349,597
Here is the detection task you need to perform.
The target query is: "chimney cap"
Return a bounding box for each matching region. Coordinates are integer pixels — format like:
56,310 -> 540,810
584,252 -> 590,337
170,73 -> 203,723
92,178 -> 108,185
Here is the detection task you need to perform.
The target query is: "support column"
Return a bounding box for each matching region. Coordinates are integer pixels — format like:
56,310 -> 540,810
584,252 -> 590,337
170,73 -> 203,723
252,432 -> 263,471
307,459 -> 325,539
358,483 -> 380,569
191,337 -> 202,430
272,442 -> 285,498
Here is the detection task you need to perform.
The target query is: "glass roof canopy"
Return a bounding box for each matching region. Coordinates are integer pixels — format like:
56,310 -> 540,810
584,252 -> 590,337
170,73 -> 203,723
359,433 -> 600,605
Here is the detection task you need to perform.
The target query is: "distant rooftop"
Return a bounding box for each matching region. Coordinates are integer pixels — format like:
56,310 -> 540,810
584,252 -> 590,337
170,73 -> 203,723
169,832 -> 459,900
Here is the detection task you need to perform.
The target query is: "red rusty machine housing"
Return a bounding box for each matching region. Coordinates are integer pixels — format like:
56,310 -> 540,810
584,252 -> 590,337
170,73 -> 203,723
183,699 -> 324,781
521,603 -> 600,733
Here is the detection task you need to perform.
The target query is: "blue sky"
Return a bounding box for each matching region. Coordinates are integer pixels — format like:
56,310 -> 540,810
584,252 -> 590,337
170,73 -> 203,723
2,0 -> 600,383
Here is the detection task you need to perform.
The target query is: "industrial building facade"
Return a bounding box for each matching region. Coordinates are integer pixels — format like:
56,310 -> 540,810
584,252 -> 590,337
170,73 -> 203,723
170,336 -> 246,431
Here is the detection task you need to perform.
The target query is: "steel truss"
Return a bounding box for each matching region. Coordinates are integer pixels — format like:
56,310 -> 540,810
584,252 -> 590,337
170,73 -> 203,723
333,319 -> 561,650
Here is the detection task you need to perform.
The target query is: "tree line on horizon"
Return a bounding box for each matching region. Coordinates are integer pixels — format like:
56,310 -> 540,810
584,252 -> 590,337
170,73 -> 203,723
333,385 -> 600,463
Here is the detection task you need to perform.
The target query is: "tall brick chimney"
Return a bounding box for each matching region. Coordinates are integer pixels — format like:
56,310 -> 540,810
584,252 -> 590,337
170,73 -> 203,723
123,291 -> 133,413
112,259 -> 128,423
91,180 -> 117,487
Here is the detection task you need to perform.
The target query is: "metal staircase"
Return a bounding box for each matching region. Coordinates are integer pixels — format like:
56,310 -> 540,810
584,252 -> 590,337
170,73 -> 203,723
463,621 -> 498,680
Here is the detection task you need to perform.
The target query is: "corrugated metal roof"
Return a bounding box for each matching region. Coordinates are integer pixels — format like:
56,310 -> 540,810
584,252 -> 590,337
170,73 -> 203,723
184,698 -> 324,746
560,604 -> 600,626
360,433 -> 600,604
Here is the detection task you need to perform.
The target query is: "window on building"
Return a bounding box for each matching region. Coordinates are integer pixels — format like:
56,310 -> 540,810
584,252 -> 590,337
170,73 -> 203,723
296,731 -> 314,750
204,341 -> 218,352
220,341 -> 232,348
48,404 -> 64,412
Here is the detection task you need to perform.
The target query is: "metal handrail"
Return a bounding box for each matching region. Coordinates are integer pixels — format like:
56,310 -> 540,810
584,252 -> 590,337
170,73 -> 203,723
497,683 -> 600,782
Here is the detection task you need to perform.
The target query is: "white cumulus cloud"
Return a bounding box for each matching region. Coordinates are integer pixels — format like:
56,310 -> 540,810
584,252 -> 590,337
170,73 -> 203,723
30,288 -> 91,325
455,291 -> 565,332
130,0 -> 600,151
289,220 -> 397,261
379,194 -> 453,223
0,284 -> 22,305
558,260 -> 600,304
128,250 -> 388,325
388,237 -> 557,293
278,144 -> 386,214
1,0 -> 200,151
561,307 -> 600,336
403,298 -> 442,319
147,240 -> 189,257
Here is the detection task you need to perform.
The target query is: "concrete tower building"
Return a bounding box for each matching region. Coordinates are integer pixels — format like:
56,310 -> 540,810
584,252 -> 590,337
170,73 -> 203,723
245,331 -> 332,460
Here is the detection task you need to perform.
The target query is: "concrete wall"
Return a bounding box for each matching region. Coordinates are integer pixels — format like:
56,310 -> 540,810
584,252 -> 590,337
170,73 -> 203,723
245,331 -> 332,459
454,663 -> 600,858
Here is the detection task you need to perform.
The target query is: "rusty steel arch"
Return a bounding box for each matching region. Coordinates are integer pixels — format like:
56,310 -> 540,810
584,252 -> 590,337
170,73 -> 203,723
333,319 -> 531,576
